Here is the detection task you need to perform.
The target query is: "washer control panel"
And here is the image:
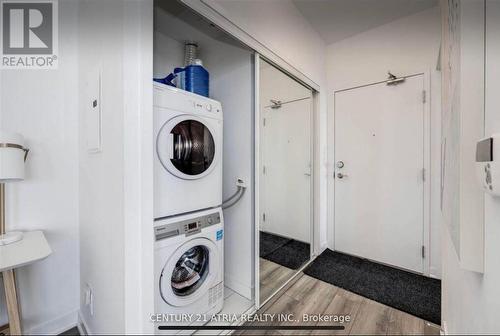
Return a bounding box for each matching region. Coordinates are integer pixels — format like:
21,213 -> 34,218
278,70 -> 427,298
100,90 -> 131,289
155,211 -> 221,241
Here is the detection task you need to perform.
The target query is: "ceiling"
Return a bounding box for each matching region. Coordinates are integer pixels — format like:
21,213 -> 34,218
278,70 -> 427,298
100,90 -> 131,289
292,0 -> 438,44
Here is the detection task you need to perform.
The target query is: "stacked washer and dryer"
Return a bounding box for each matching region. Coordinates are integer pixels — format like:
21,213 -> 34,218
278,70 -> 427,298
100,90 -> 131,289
153,82 -> 225,331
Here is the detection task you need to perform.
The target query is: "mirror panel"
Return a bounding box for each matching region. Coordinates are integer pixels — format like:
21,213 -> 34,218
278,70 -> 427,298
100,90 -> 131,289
258,59 -> 313,304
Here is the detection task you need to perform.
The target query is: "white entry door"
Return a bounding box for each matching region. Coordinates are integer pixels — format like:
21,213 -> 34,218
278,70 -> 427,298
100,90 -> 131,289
334,75 -> 426,273
261,97 -> 312,243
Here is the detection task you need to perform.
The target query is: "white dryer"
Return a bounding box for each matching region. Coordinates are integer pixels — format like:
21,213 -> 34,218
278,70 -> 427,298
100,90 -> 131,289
154,208 -> 224,333
154,83 -> 223,219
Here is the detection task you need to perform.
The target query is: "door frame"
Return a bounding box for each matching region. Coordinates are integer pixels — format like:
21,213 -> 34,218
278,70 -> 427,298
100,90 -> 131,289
254,53 -> 319,308
327,71 -> 432,276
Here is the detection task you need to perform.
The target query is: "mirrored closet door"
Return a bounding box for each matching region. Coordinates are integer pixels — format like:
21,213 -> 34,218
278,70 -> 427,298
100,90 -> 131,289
258,59 -> 313,304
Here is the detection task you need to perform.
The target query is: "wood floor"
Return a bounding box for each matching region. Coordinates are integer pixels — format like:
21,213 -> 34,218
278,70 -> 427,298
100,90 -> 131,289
260,258 -> 297,303
252,266 -> 441,335
58,260 -> 440,335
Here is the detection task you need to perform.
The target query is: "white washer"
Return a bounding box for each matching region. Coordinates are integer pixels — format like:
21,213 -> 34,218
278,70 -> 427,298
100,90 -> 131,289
154,208 -> 224,333
154,83 -> 223,219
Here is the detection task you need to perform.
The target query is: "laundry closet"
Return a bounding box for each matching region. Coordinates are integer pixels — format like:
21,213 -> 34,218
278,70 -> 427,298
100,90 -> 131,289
152,0 -> 256,326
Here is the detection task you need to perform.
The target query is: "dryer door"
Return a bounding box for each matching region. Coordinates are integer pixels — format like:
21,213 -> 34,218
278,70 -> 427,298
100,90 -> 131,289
157,115 -> 219,180
160,237 -> 220,307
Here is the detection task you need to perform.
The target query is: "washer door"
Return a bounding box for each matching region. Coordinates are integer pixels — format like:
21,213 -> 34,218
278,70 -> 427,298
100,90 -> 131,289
160,237 -> 220,307
157,115 -> 219,180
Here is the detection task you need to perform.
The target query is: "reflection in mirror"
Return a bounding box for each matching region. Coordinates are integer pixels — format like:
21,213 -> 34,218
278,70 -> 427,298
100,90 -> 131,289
259,59 -> 313,304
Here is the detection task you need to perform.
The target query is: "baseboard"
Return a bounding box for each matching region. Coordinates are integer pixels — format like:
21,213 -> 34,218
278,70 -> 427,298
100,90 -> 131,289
441,320 -> 448,335
429,272 -> 442,280
77,323 -> 87,336
429,266 -> 442,280
224,275 -> 252,300
25,309 -> 79,335
78,310 -> 91,335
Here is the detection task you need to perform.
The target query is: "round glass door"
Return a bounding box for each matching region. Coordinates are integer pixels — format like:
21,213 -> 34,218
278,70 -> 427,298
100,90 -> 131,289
170,245 -> 209,297
160,238 -> 220,307
157,116 -> 218,180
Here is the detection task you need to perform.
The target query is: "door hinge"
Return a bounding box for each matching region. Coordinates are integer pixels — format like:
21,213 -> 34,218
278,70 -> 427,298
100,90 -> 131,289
422,90 -> 426,103
422,168 -> 426,182
263,118 -> 266,126
422,246 -> 425,258
262,213 -> 266,222
263,166 -> 266,175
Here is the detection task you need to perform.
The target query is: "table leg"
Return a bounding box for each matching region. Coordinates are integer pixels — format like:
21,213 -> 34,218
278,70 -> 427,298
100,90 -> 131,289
2,270 -> 21,335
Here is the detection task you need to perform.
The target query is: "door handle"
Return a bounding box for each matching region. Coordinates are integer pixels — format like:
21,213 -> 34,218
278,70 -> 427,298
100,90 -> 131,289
304,173 -> 311,176
337,172 -> 348,179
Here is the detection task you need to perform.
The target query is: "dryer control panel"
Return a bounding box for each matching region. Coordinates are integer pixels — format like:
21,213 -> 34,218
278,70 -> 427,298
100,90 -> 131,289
154,211 -> 221,241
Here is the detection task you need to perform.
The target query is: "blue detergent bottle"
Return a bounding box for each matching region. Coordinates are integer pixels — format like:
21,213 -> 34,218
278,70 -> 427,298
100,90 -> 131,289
154,59 -> 209,98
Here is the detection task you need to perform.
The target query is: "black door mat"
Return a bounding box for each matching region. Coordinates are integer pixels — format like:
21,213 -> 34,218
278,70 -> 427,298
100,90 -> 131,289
260,231 -> 291,256
303,249 -> 441,325
260,231 -> 310,270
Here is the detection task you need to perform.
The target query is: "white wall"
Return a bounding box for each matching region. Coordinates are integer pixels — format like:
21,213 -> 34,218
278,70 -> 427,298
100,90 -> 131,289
441,1 -> 500,332
211,51 -> 255,300
79,1 -> 154,333
206,0 -> 325,86
213,53 -> 255,300
78,0 -> 125,333
0,1 -> 80,334
326,7 -> 442,277
122,1 -> 155,333
199,0 -> 329,252
78,1 -> 155,333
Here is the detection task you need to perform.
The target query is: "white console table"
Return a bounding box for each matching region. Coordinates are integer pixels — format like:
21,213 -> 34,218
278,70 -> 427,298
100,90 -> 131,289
0,231 -> 52,335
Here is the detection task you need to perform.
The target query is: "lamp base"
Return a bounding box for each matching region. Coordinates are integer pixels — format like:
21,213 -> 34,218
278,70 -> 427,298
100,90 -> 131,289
0,231 -> 23,246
